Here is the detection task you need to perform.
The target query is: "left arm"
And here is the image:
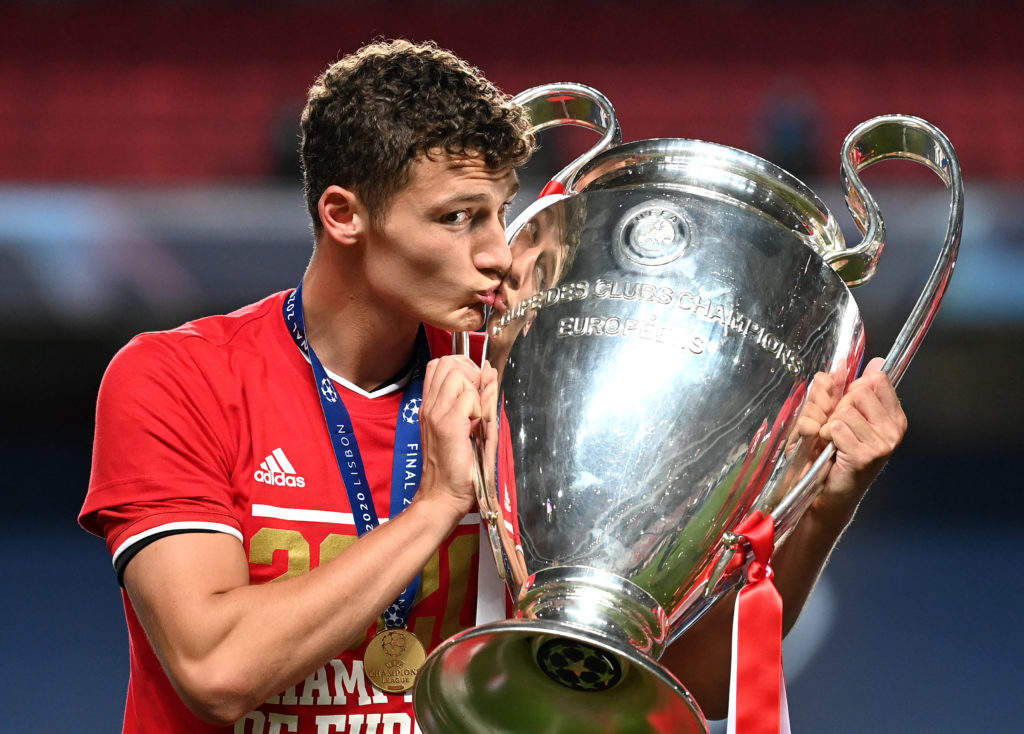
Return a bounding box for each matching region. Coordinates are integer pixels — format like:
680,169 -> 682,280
662,357 -> 907,719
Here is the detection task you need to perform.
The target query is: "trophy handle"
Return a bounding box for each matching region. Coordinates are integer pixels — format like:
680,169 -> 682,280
707,116 -> 964,595
510,82 -> 621,196
501,83 -> 621,245
451,86 -> 622,585
776,114 -> 963,525
833,115 -> 964,383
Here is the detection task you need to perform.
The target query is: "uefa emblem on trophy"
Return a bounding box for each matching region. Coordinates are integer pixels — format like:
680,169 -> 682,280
413,84 -> 963,733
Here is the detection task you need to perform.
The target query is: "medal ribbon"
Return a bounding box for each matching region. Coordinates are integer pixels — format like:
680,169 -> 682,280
284,283 -> 427,628
726,511 -> 791,734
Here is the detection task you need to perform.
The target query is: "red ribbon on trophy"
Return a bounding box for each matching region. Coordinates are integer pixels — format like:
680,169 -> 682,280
727,511 -> 791,734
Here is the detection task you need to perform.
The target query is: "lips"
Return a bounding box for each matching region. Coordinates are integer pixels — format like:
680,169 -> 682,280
478,287 -> 507,312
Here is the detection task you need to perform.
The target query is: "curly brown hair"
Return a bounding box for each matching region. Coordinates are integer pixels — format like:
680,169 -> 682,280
300,39 -> 535,232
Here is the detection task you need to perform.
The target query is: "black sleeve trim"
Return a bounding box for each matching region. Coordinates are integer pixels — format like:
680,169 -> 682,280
115,528 -> 222,587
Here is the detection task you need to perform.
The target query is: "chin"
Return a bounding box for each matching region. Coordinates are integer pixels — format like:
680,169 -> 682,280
459,311 -> 487,333
427,307 -> 485,334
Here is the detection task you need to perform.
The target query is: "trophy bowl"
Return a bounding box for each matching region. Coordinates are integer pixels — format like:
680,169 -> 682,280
413,86 -> 962,734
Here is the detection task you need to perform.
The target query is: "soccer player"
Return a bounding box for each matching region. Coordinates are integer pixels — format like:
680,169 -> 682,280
80,39 -> 906,733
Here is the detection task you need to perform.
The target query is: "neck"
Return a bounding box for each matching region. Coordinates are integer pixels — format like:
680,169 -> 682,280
299,255 -> 421,392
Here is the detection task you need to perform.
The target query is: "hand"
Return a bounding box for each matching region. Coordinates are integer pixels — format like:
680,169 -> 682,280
792,371 -> 838,446
815,356 -> 907,515
416,355 -> 496,520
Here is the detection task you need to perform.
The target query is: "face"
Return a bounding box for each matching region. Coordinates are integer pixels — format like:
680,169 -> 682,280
361,151 -> 519,333
485,202 -> 569,352
503,204 -> 568,307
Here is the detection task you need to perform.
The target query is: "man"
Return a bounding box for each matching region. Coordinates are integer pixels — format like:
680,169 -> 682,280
80,39 -> 906,732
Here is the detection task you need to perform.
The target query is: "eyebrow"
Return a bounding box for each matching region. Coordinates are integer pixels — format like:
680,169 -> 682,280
436,193 -> 488,208
434,179 -> 521,210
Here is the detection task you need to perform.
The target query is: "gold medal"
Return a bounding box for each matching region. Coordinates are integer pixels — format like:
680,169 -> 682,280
363,627 -> 426,694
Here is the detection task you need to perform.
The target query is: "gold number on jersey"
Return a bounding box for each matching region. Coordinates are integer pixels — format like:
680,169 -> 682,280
248,528 -> 310,581
248,529 -> 479,646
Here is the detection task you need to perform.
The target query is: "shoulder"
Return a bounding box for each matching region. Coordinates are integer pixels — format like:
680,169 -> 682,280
108,291 -> 292,380
95,291 -> 299,439
134,290 -> 289,353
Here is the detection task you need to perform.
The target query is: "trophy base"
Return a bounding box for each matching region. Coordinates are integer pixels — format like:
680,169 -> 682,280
413,619 -> 708,734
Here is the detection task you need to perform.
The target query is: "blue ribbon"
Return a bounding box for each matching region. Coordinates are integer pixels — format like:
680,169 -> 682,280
283,283 -> 427,628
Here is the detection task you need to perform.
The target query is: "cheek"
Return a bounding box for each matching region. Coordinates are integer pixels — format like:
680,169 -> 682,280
373,226 -> 465,285
406,246 -> 464,280
384,257 -> 458,308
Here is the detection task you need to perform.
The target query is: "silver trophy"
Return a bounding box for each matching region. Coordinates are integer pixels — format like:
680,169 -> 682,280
413,84 -> 963,733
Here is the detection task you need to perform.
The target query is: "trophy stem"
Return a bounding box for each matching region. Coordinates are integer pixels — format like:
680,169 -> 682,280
517,566 -> 669,661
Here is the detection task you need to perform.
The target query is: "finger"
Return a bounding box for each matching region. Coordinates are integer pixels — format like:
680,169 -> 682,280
795,401 -> 829,437
848,374 -> 906,442
435,355 -> 482,387
860,355 -> 886,377
807,371 -> 836,411
822,419 -> 876,476
867,370 -> 905,429
801,391 -> 831,424
430,365 -> 482,425
788,373 -> 831,438
824,403 -> 872,447
795,412 -> 827,439
423,355 -> 480,413
825,388 -> 904,464
424,358 -> 440,408
479,361 -> 499,424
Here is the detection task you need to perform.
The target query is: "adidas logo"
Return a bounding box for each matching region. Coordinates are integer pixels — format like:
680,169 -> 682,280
253,448 -> 306,488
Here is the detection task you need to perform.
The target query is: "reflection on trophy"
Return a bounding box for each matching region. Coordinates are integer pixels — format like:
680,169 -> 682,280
414,84 -> 963,733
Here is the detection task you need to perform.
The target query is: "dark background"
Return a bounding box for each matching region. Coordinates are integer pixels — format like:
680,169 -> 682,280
2,1 -> 1021,731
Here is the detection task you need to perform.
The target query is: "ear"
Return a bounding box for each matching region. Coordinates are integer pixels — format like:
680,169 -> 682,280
318,185 -> 367,246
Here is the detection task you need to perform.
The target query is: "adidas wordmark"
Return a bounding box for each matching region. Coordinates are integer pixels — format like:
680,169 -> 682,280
253,448 -> 306,487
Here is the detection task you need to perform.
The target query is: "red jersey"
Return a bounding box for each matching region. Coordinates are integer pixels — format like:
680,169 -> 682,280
80,290 -> 488,734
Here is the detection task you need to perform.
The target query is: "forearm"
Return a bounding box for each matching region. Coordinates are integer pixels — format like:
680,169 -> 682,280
664,361 -> 903,718
662,492 -> 860,719
147,354 -> 489,723
126,496 -> 462,725
772,488 -> 861,631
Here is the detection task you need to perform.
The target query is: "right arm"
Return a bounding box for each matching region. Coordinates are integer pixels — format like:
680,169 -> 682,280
121,355 -> 497,726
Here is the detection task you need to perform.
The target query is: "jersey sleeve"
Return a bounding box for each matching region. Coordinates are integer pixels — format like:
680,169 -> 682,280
79,331 -> 244,570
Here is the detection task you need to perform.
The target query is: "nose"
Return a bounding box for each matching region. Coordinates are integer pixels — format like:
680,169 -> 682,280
473,216 -> 512,277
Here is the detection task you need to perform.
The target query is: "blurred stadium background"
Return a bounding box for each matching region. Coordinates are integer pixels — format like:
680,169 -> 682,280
2,1 -> 1020,731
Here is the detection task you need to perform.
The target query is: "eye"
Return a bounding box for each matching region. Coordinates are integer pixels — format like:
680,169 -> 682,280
442,210 -> 470,225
